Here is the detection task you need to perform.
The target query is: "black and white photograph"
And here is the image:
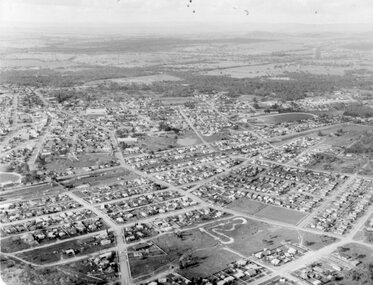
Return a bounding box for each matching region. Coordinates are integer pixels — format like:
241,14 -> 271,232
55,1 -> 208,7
1,1 -> 373,284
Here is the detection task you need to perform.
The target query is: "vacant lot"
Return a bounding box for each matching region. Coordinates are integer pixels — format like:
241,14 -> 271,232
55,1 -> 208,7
255,205 -> 308,225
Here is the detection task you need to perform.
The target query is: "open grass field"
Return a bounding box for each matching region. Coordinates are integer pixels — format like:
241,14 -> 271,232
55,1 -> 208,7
202,131 -> 230,143
308,124 -> 373,148
129,229 -> 220,280
1,236 -> 34,253
0,172 -> 22,185
177,130 -> 202,147
203,218 -> 299,255
159,97 -> 195,105
307,154 -> 366,174
179,248 -> 238,279
300,232 -> 338,250
255,113 -> 316,124
255,205 -> 308,225
202,217 -> 337,258
140,134 -> 178,152
227,198 -> 267,215
45,153 -> 117,173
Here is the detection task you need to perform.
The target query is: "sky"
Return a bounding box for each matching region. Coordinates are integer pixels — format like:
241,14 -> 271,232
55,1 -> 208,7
1,0 -> 373,30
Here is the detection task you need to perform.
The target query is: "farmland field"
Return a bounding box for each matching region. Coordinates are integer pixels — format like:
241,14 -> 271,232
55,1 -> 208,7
205,63 -> 348,78
85,74 -> 181,87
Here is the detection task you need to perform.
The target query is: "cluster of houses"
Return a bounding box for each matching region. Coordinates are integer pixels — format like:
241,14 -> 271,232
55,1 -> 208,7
40,113 -> 113,160
125,145 -> 213,173
145,258 -> 269,285
310,178 -> 373,235
126,150 -> 227,174
261,137 -> 320,163
0,146 -> 34,170
61,230 -> 115,258
144,273 -> 191,285
298,91 -> 356,112
264,164 -> 343,195
204,259 -> 269,285
104,195 -> 198,224
100,190 -> 183,214
1,123 -> 46,153
124,223 -> 157,243
152,208 -> 227,233
155,164 -> 225,186
253,244 -> 307,267
124,208 -> 228,243
253,117 -> 340,138
81,251 -> 119,279
2,209 -> 93,236
192,162 -> 339,212
76,178 -> 166,204
82,97 -> 189,134
127,241 -> 166,259
25,217 -> 107,243
0,194 -> 81,223
294,254 -> 360,285
205,94 -> 256,119
260,276 -> 297,285
215,158 -> 243,169
180,104 -> 232,136
209,134 -> 268,158
16,216 -> 106,247
192,164 -> 265,206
